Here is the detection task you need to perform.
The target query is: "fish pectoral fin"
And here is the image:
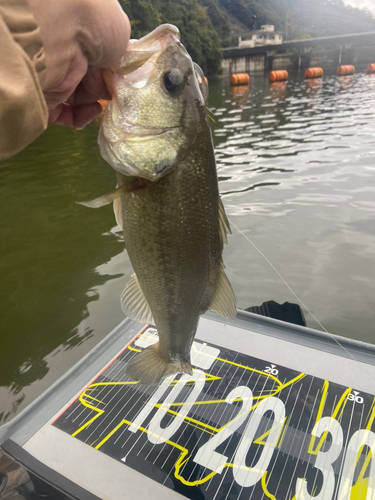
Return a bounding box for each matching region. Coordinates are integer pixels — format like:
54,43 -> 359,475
77,184 -> 129,209
126,344 -> 192,385
121,273 -> 154,324
219,198 -> 232,245
209,263 -> 236,321
113,196 -> 123,230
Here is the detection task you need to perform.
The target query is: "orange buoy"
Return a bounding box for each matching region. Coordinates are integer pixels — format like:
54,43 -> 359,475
304,67 -> 323,79
337,65 -> 355,76
269,70 -> 288,82
230,73 -> 250,86
367,63 -> 375,74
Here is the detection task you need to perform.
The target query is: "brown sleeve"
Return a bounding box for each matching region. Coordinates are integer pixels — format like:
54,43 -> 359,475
0,0 -> 48,161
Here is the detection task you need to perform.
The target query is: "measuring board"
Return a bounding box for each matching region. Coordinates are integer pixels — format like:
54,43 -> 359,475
47,325 -> 375,500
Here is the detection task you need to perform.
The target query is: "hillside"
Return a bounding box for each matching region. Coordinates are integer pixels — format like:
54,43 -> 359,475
286,0 -> 375,38
119,0 -> 375,73
213,0 -> 375,43
119,0 -> 222,74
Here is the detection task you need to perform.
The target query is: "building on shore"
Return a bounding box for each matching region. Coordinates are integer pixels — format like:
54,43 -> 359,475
238,25 -> 283,48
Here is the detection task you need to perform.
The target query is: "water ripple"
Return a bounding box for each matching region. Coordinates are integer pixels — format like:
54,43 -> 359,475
212,72 -> 375,340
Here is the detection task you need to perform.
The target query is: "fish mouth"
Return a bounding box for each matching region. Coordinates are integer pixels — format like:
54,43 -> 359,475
105,133 -> 178,180
119,125 -> 178,139
111,111 -> 178,138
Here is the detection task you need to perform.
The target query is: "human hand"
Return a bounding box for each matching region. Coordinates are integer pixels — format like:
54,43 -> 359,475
28,0 -> 131,129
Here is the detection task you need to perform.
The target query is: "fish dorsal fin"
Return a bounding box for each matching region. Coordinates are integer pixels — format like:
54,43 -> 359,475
113,196 -> 123,230
209,262 -> 236,321
121,273 -> 154,324
219,198 -> 231,245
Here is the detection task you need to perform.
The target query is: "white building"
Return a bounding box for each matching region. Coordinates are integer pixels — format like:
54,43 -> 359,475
238,25 -> 283,48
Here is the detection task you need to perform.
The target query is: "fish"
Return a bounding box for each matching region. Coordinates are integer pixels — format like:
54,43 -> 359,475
85,24 -> 236,385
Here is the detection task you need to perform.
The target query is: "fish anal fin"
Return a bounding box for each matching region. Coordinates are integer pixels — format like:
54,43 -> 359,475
219,198 -> 231,245
121,273 -> 154,324
126,343 -> 192,385
209,263 -> 236,321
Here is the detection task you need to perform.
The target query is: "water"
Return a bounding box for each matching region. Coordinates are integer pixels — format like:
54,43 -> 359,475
0,72 -> 374,423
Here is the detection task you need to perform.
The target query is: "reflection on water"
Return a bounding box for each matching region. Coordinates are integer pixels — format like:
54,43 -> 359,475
1,71 -> 375,422
269,81 -> 288,101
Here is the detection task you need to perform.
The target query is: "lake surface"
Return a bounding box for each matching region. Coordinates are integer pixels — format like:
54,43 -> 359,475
1,71 -> 375,423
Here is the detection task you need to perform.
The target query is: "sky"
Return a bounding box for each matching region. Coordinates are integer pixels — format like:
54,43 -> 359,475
343,0 -> 375,16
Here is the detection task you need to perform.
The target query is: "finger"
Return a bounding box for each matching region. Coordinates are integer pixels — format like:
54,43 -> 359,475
67,67 -> 106,106
48,102 -> 102,129
81,0 -> 131,68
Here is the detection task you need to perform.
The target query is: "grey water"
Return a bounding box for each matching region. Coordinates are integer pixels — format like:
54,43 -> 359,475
0,72 -> 374,423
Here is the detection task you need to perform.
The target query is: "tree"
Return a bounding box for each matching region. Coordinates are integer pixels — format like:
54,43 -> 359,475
119,0 -> 222,74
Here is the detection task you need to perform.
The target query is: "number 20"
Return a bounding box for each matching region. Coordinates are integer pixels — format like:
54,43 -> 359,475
193,387 -> 285,488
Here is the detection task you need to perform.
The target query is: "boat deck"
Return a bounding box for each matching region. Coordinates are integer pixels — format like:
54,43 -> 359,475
1,312 -> 375,499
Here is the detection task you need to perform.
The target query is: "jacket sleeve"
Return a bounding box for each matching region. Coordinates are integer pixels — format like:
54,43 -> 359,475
0,0 -> 48,161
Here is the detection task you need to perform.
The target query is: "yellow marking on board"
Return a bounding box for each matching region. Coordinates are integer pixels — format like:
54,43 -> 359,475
94,418 -> 204,489
317,381 -> 329,421
351,476 -> 369,499
346,400 -> 375,490
355,445 -> 372,487
308,384 -> 352,455
254,418 -> 287,447
128,346 -> 142,353
277,415 -> 290,448
86,381 -> 139,390
365,397 -> 375,431
204,373 -> 222,382
81,394 -> 106,405
261,472 -> 277,500
183,423 -> 216,436
350,401 -> 375,482
164,410 -> 218,433
72,381 -> 140,437
95,420 -> 129,449
72,401 -> 104,437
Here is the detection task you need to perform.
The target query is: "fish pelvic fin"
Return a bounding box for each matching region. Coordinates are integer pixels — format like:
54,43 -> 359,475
126,343 -> 192,385
209,262 -> 236,321
113,195 -> 123,229
121,273 -> 154,324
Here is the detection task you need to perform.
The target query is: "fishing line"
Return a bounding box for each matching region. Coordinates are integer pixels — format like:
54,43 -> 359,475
229,218 -> 375,382
230,220 -> 328,332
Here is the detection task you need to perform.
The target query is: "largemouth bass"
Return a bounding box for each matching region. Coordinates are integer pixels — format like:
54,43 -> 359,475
87,24 -> 236,384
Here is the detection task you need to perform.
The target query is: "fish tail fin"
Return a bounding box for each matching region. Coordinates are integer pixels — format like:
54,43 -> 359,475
126,343 -> 192,385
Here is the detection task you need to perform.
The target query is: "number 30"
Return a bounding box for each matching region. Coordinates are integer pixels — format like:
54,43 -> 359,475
296,417 -> 343,500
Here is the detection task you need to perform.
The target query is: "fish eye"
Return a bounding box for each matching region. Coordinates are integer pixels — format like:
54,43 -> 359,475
163,69 -> 183,94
